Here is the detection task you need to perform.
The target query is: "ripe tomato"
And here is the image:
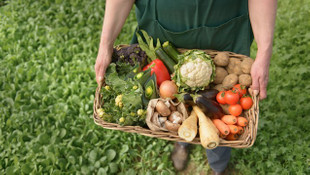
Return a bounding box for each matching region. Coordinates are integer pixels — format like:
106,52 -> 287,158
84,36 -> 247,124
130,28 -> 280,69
240,96 -> 253,110
216,91 -> 226,104
224,90 -> 239,105
233,84 -> 247,98
228,104 -> 243,116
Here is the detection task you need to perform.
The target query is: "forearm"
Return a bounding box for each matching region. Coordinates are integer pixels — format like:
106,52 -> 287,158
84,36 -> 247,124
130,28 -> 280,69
249,0 -> 277,61
98,0 -> 135,52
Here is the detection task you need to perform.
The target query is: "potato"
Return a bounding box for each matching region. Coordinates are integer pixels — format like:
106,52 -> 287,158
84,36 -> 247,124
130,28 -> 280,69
239,74 -> 252,86
214,52 -> 229,66
241,58 -> 254,74
213,84 -> 225,92
214,67 -> 228,84
227,58 -> 243,75
222,74 -> 238,89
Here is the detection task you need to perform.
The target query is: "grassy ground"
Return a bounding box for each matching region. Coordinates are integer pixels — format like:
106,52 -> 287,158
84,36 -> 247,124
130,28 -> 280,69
0,0 -> 309,174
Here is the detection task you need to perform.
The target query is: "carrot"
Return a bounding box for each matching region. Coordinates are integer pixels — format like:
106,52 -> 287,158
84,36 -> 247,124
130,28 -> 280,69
219,133 -> 227,139
237,116 -> 248,127
226,133 -> 239,141
212,119 -> 230,136
237,126 -> 244,135
221,115 -> 237,125
228,124 -> 239,134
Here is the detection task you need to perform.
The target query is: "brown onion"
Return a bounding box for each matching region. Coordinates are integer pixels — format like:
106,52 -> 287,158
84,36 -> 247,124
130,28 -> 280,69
159,80 -> 178,99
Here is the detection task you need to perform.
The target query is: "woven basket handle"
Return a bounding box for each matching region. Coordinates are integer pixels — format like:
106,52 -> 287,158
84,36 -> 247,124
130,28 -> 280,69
95,76 -> 105,108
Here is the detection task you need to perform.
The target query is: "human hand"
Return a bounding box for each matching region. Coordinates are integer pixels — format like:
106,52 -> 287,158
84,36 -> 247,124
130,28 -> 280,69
250,55 -> 271,100
95,46 -> 113,86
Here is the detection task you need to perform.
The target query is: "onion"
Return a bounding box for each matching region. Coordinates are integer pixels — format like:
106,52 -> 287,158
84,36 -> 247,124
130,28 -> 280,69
159,80 -> 178,99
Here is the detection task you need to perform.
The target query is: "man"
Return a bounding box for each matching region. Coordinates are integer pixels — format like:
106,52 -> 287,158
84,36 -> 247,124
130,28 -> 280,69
95,0 -> 277,174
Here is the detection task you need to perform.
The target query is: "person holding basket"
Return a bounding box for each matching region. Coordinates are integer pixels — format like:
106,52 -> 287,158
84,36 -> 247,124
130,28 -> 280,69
95,0 -> 277,174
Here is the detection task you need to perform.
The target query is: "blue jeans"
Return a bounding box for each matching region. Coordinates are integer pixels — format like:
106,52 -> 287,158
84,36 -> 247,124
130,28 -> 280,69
178,142 -> 231,173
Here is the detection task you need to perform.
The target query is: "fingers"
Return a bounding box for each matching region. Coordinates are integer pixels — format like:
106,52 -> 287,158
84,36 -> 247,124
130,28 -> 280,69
96,66 -> 105,86
251,74 -> 260,91
259,78 -> 268,100
95,61 -> 106,86
251,74 -> 268,100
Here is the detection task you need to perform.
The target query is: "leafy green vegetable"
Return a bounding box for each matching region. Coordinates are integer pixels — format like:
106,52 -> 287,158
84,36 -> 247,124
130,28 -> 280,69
101,63 -> 146,126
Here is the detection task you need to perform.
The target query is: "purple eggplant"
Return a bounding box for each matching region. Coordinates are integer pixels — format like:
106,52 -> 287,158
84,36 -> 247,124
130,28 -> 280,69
197,89 -> 219,100
193,95 -> 224,119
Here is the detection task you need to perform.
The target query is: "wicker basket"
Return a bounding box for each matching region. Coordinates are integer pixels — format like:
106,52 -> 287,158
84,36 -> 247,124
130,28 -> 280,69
93,45 -> 260,148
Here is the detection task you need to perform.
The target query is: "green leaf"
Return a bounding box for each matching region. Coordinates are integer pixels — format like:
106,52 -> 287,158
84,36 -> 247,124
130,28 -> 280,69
109,162 -> 118,174
21,163 -> 32,174
89,150 -> 97,163
5,166 -> 16,175
126,169 -> 136,175
106,149 -> 116,161
38,133 -> 49,145
97,167 -> 108,175
120,145 -> 129,155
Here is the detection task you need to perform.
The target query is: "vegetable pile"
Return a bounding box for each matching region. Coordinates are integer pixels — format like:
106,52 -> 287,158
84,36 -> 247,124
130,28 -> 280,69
99,30 -> 255,149
212,52 -> 253,91
213,84 -> 253,140
98,63 -> 146,126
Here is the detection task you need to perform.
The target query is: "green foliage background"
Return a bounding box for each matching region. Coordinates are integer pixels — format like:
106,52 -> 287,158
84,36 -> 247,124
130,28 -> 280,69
0,0 -> 309,174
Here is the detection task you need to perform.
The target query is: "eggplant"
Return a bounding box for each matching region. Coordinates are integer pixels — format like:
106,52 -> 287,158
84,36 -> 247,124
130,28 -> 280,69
193,95 -> 224,119
197,89 -> 219,100
174,93 -> 195,105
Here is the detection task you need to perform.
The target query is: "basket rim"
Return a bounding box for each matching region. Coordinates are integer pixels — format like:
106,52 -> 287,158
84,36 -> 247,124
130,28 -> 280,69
93,45 -> 260,148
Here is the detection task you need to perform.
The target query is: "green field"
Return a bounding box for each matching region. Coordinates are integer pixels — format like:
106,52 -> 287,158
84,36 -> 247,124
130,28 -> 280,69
0,0 -> 309,174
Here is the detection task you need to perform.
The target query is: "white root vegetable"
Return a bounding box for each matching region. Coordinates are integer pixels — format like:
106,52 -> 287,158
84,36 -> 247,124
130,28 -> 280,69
178,111 -> 198,142
193,106 -> 220,149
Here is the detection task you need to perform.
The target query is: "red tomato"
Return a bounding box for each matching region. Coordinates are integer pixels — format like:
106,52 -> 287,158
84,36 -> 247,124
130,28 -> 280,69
240,96 -> 253,110
224,90 -> 239,105
216,91 -> 226,104
228,104 -> 243,116
233,84 -> 247,98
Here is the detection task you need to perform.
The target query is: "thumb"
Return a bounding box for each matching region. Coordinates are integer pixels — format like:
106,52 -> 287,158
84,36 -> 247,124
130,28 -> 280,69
251,76 -> 260,97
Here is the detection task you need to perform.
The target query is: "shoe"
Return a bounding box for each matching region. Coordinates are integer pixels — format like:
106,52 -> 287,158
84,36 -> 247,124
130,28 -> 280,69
171,143 -> 189,171
212,169 -> 227,175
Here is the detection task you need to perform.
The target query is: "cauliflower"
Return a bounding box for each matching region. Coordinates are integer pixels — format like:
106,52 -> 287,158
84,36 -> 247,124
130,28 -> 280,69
173,50 -> 215,92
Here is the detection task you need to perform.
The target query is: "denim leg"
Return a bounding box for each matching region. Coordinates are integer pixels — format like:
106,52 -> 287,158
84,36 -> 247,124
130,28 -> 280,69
177,142 -> 190,147
206,147 -> 231,173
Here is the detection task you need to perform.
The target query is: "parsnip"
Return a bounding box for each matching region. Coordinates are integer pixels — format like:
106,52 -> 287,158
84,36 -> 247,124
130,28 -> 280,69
178,111 -> 198,142
193,106 -> 220,149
